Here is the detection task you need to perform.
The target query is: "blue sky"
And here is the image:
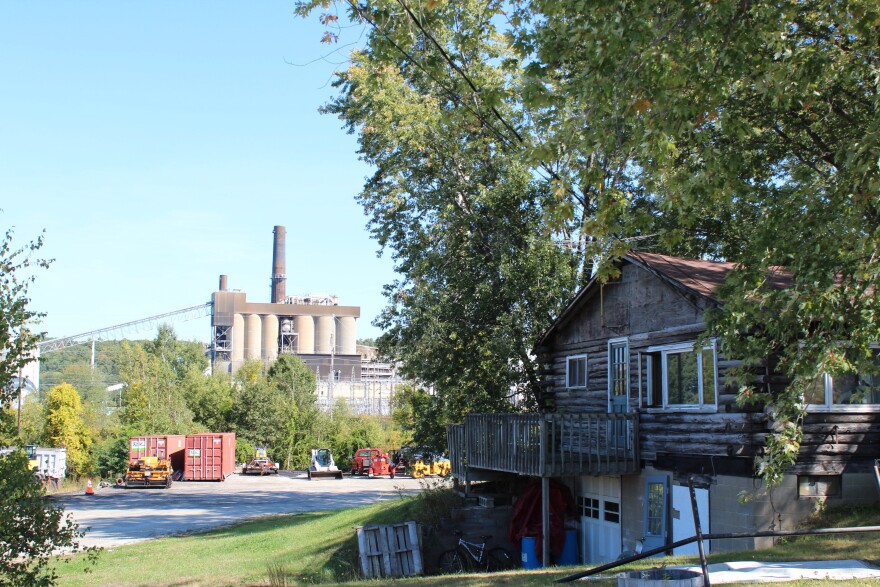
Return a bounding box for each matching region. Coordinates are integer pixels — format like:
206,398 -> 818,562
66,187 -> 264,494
1,2 -> 396,343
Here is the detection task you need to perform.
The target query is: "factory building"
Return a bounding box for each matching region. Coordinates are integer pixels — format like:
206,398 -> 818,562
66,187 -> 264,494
210,225 -> 362,379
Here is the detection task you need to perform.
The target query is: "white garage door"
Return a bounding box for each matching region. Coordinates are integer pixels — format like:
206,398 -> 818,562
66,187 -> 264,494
578,476 -> 621,564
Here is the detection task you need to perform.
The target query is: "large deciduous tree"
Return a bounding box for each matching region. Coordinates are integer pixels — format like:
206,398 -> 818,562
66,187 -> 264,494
118,328 -> 198,435
515,0 -> 880,484
295,0 -> 578,428
1,227 -> 49,409
299,0 -> 879,483
0,224 -> 97,585
43,383 -> 92,478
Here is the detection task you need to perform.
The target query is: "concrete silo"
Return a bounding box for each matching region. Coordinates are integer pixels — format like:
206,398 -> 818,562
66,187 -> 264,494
261,314 -> 279,361
245,314 -> 262,360
337,316 -> 357,355
314,315 -> 334,354
209,225 -> 362,381
294,315 -> 315,354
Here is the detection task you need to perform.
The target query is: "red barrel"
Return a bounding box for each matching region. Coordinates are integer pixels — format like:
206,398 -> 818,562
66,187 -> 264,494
184,433 -> 236,481
129,435 -> 185,466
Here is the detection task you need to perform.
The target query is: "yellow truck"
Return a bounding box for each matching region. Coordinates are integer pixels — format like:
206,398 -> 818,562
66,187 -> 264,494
125,456 -> 173,488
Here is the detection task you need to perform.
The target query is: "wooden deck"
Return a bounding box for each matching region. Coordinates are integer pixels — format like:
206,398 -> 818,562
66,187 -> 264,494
447,412 -> 639,479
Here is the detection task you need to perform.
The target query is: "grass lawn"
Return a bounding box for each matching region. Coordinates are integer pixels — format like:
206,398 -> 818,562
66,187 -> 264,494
54,494 -> 880,587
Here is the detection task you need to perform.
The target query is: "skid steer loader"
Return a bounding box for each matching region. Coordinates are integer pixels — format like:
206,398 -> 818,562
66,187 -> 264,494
307,448 -> 343,480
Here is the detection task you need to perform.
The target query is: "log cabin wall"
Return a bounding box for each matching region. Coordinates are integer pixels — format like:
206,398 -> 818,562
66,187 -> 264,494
537,259 -> 880,477
542,262 -> 766,470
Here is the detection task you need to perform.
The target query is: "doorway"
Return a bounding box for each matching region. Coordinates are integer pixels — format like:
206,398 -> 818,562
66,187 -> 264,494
643,476 -> 668,553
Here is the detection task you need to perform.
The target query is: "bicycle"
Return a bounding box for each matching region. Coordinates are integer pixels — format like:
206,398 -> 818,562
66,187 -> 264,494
437,531 -> 514,573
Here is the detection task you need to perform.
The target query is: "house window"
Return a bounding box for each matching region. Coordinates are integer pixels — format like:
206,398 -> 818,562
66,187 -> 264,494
798,475 -> 841,498
806,349 -> 880,409
567,355 -> 587,388
646,341 -> 717,410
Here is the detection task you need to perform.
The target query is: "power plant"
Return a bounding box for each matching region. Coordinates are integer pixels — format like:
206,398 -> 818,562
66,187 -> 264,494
210,225 -> 362,380
34,224 -> 399,414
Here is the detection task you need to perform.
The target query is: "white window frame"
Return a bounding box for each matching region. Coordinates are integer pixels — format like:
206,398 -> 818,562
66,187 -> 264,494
566,354 -> 588,389
645,340 -> 718,412
607,337 -> 629,411
806,344 -> 880,413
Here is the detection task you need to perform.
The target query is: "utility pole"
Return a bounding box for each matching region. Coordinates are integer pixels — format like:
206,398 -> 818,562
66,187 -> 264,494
329,314 -> 335,420
16,366 -> 23,437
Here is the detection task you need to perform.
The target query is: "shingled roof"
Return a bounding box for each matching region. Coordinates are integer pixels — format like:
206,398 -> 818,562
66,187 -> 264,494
625,251 -> 736,304
536,252 -> 795,349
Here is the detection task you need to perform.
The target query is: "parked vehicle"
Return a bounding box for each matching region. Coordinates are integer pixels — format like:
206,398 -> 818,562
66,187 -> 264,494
242,446 -> 279,475
307,448 -> 343,480
410,456 -> 451,479
129,435 -> 185,476
393,446 -> 450,478
125,456 -> 173,488
350,447 -> 396,478
1,445 -> 67,485
350,448 -> 378,476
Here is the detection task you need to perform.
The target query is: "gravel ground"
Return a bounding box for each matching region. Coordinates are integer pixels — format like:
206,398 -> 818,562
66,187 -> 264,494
54,471 -> 429,549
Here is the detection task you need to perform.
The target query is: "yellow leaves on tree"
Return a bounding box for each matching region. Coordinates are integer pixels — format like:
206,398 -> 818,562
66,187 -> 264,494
43,383 -> 92,478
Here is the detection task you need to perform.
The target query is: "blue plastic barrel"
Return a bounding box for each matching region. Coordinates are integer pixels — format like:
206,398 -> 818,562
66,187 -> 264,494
521,536 -> 540,569
554,529 -> 579,566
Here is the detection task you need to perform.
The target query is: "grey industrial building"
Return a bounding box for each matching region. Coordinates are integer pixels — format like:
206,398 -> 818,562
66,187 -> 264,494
210,226 -> 362,380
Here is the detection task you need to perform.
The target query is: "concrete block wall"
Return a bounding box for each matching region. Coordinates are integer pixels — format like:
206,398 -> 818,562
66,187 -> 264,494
425,505 -> 515,572
711,472 -> 878,552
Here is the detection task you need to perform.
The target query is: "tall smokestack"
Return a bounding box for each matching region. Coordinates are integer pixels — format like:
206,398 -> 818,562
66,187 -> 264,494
271,225 -> 286,303
219,275 -> 228,291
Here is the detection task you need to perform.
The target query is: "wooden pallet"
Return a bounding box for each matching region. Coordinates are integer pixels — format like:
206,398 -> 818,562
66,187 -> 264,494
356,521 -> 423,578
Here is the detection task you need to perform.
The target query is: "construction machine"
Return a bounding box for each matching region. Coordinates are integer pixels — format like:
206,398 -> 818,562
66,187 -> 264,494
242,446 -> 279,475
351,447 -> 396,478
410,456 -> 451,478
125,456 -> 173,488
308,448 -> 343,480
394,446 -> 450,478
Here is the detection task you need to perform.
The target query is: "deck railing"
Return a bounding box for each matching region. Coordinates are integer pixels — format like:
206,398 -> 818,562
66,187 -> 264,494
447,412 -> 639,478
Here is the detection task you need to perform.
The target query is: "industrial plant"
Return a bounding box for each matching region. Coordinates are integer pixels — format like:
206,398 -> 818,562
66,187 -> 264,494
28,225 -> 399,415
210,226 -> 398,414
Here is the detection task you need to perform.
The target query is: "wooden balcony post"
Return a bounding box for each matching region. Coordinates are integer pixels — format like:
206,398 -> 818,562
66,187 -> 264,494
540,416 -> 550,566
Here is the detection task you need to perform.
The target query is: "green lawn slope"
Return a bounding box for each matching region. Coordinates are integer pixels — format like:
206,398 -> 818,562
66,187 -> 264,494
54,493 -> 880,587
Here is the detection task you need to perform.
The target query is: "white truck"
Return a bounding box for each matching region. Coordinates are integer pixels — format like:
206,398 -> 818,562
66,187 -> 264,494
1,445 -> 67,483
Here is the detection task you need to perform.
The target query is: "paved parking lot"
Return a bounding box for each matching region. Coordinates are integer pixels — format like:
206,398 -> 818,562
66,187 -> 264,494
55,471 -> 428,549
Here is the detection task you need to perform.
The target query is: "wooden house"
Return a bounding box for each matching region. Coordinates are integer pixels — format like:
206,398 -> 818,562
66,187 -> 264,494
448,252 -> 880,564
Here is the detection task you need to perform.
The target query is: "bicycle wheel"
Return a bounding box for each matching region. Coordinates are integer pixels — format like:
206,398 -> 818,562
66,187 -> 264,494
438,549 -> 464,573
487,547 -> 514,571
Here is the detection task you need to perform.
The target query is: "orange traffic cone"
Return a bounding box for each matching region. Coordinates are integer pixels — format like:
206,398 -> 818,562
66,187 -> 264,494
85,478 -> 94,496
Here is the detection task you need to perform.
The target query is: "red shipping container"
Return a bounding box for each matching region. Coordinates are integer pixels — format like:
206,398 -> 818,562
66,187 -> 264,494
129,435 -> 186,473
184,433 -> 236,481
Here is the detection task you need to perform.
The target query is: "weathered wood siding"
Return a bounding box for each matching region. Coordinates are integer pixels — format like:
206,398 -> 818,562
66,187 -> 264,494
793,413 -> 880,474
539,260 -> 880,475
544,262 -> 719,416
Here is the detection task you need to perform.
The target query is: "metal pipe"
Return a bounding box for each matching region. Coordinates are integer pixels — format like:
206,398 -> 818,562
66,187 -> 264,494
271,225 -> 286,303
688,478 -> 711,586
556,525 -> 880,583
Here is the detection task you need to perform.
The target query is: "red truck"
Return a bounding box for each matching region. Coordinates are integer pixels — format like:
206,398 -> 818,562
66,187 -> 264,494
350,447 -> 396,478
